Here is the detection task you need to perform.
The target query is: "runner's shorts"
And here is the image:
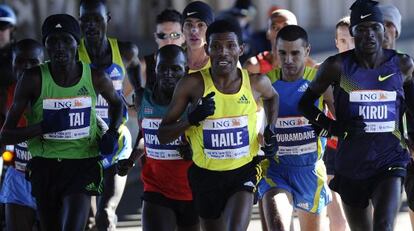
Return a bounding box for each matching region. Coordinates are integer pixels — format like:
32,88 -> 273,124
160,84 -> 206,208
26,156 -> 103,207
0,167 -> 36,209
258,160 -> 331,214
330,166 -> 406,208
188,160 -> 261,219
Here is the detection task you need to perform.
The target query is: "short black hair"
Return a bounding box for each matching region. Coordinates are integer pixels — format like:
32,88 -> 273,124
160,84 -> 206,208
156,9 -> 182,25
156,44 -> 186,63
276,25 -> 309,47
13,38 -> 43,55
206,19 -> 243,44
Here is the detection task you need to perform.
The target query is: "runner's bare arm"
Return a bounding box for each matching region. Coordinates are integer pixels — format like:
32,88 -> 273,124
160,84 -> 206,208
0,68 -> 42,144
400,54 -> 414,115
120,41 -> 141,97
250,74 -> 279,125
92,68 -> 123,131
323,86 -> 335,116
299,55 -> 341,128
132,57 -> 146,114
158,73 -> 202,144
0,86 -> 6,127
401,55 -> 414,150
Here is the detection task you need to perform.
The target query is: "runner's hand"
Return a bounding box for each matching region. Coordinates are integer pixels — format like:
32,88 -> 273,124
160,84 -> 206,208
311,123 -> 332,137
41,108 -> 71,134
177,141 -> 193,160
99,129 -> 120,156
329,116 -> 366,139
187,92 -> 215,126
261,124 -> 278,158
116,158 -> 134,176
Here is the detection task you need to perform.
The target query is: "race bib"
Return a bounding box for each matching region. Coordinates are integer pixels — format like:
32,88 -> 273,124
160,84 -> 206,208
43,97 -> 91,140
142,118 -> 182,160
350,90 -> 396,133
96,95 -> 109,119
96,67 -> 123,120
276,116 -> 317,156
203,116 -> 250,159
14,141 -> 31,171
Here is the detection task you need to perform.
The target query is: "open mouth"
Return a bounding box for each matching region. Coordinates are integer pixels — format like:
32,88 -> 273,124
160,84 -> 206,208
85,31 -> 99,38
216,59 -> 233,67
54,54 -> 68,62
218,61 -> 230,66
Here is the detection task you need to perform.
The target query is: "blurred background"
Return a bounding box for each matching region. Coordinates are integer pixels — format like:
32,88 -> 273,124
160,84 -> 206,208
3,0 -> 414,228
5,0 -> 414,60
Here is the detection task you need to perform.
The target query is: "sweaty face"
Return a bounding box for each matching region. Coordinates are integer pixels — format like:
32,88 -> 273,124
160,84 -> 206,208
335,25 -> 354,53
155,22 -> 185,48
155,52 -> 186,93
267,15 -> 290,45
382,21 -> 397,49
277,38 -> 309,79
13,48 -> 44,79
207,32 -> 243,75
45,32 -> 78,65
183,18 -> 208,49
79,3 -> 107,42
352,21 -> 384,54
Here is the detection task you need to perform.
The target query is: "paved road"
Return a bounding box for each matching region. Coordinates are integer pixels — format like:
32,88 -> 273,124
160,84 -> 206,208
117,207 -> 412,231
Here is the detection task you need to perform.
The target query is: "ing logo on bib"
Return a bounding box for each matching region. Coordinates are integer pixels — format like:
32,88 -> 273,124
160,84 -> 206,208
142,118 -> 183,160
349,90 -> 397,133
42,97 -> 92,140
202,116 -> 250,159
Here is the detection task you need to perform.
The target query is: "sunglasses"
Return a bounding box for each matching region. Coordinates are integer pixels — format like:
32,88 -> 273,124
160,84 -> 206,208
155,32 -> 182,40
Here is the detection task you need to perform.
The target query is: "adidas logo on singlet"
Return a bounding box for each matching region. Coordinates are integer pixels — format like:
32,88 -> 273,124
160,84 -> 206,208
109,67 -> 121,78
238,94 -> 250,104
77,86 -> 89,96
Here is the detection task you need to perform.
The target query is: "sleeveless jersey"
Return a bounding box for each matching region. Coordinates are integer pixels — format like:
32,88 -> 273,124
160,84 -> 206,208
139,89 -> 193,200
78,37 -> 128,124
267,67 -> 324,166
334,49 -> 409,179
185,68 -> 259,171
6,84 -> 32,171
26,62 -> 99,159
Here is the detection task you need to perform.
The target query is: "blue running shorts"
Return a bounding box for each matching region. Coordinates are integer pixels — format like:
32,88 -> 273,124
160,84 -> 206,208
258,160 -> 331,214
0,167 -> 36,209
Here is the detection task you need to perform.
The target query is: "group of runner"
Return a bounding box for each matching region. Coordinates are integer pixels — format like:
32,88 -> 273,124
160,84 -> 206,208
0,0 -> 413,231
